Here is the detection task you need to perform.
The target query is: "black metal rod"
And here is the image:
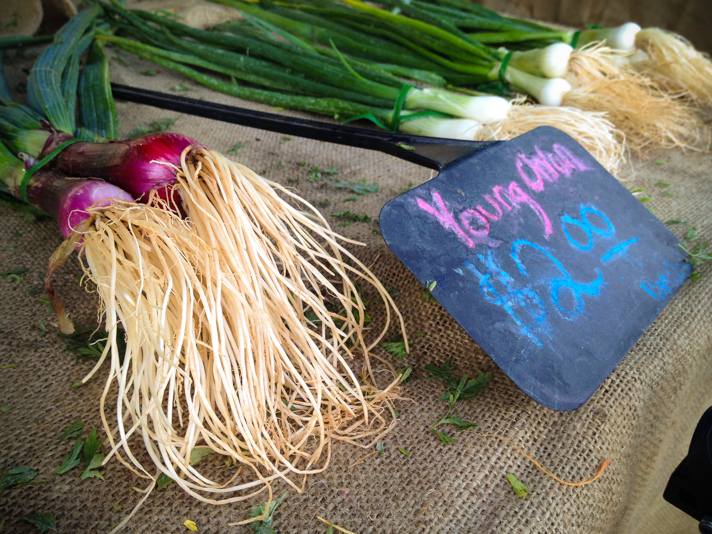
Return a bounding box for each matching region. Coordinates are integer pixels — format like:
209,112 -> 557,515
111,83 -> 495,170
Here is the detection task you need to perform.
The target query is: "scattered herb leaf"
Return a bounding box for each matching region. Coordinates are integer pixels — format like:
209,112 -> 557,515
80,429 -> 105,480
433,414 -> 478,432
655,181 -> 670,187
0,405 -> 12,413
227,141 -> 245,155
250,492 -> 287,533
507,473 -> 529,498
332,210 -> 371,225
328,180 -> 378,195
280,136 -> 293,143
425,280 -> 437,292
0,466 -> 37,492
345,195 -> 358,202
424,360 -> 456,380
0,364 -> 17,369
140,69 -> 159,76
172,83 -> 194,92
23,512 -> 56,531
1,268 -> 27,278
189,447 -> 215,466
375,442 -> 384,455
380,338 -> 411,359
157,473 -> 174,488
112,55 -> 128,66
440,371 -> 492,409
398,447 -> 411,456
655,159 -> 666,165
399,181 -> 414,195
421,290 -> 437,303
397,367 -> 412,382
128,117 -> 179,139
54,438 -> 83,475
397,143 -> 415,151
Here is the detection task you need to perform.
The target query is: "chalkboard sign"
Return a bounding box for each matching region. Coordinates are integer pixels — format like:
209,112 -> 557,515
380,127 -> 691,411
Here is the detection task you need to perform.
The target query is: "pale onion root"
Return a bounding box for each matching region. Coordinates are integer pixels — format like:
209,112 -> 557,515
473,102 -> 626,175
633,28 -> 712,108
563,41 -> 709,155
69,148 -> 405,517
563,73 -> 709,155
568,42 -> 634,82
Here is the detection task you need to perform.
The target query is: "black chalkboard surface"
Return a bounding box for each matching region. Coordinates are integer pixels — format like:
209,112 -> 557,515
380,127 -> 691,411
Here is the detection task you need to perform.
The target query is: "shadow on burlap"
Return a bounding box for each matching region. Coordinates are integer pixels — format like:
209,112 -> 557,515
1,10 -> 711,533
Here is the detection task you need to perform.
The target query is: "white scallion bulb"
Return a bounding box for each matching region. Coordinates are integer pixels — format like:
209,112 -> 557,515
404,88 -> 511,123
396,112 -> 482,140
577,22 -> 642,51
510,43 -> 573,78
503,66 -> 571,106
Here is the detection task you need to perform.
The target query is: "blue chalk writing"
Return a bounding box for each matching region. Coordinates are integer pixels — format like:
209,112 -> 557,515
460,204 -> 642,346
465,251 -> 547,346
601,238 -> 639,263
640,261 -> 689,300
513,240 -> 604,318
561,205 -> 615,251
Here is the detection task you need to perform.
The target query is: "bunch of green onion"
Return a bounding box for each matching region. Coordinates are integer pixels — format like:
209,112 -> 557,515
197,0 -> 706,154
94,1 -> 630,171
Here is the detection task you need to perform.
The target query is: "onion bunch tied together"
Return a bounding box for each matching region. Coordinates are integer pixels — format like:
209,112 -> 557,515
75,147 -> 403,517
98,1 -> 626,173
1,7 -> 404,526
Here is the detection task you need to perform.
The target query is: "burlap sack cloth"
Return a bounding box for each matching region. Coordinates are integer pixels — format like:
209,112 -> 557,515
1,8 -> 711,533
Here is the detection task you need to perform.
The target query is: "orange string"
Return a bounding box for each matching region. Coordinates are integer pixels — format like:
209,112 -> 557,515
468,431 -> 611,486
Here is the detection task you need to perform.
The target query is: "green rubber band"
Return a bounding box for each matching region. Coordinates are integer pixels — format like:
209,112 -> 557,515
571,30 -> 582,49
397,110 -> 451,123
498,51 -> 513,84
20,139 -> 82,204
389,83 -> 414,132
341,112 -> 390,131
341,109 -> 450,131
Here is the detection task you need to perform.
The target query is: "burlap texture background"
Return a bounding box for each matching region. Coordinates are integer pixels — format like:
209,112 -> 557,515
1,9 -> 712,533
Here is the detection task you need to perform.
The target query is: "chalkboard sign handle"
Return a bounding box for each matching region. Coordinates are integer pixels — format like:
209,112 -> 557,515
111,84 -> 496,170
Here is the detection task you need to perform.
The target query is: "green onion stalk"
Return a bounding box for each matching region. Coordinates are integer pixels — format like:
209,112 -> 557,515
2,8 -> 415,527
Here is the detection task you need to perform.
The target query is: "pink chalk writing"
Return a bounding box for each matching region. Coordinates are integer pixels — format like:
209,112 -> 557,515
516,144 -> 590,192
414,143 -> 588,248
416,193 -> 474,248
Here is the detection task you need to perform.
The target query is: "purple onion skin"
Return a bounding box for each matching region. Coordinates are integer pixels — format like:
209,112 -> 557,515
54,180 -> 134,238
47,133 -> 201,209
20,169 -> 134,238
